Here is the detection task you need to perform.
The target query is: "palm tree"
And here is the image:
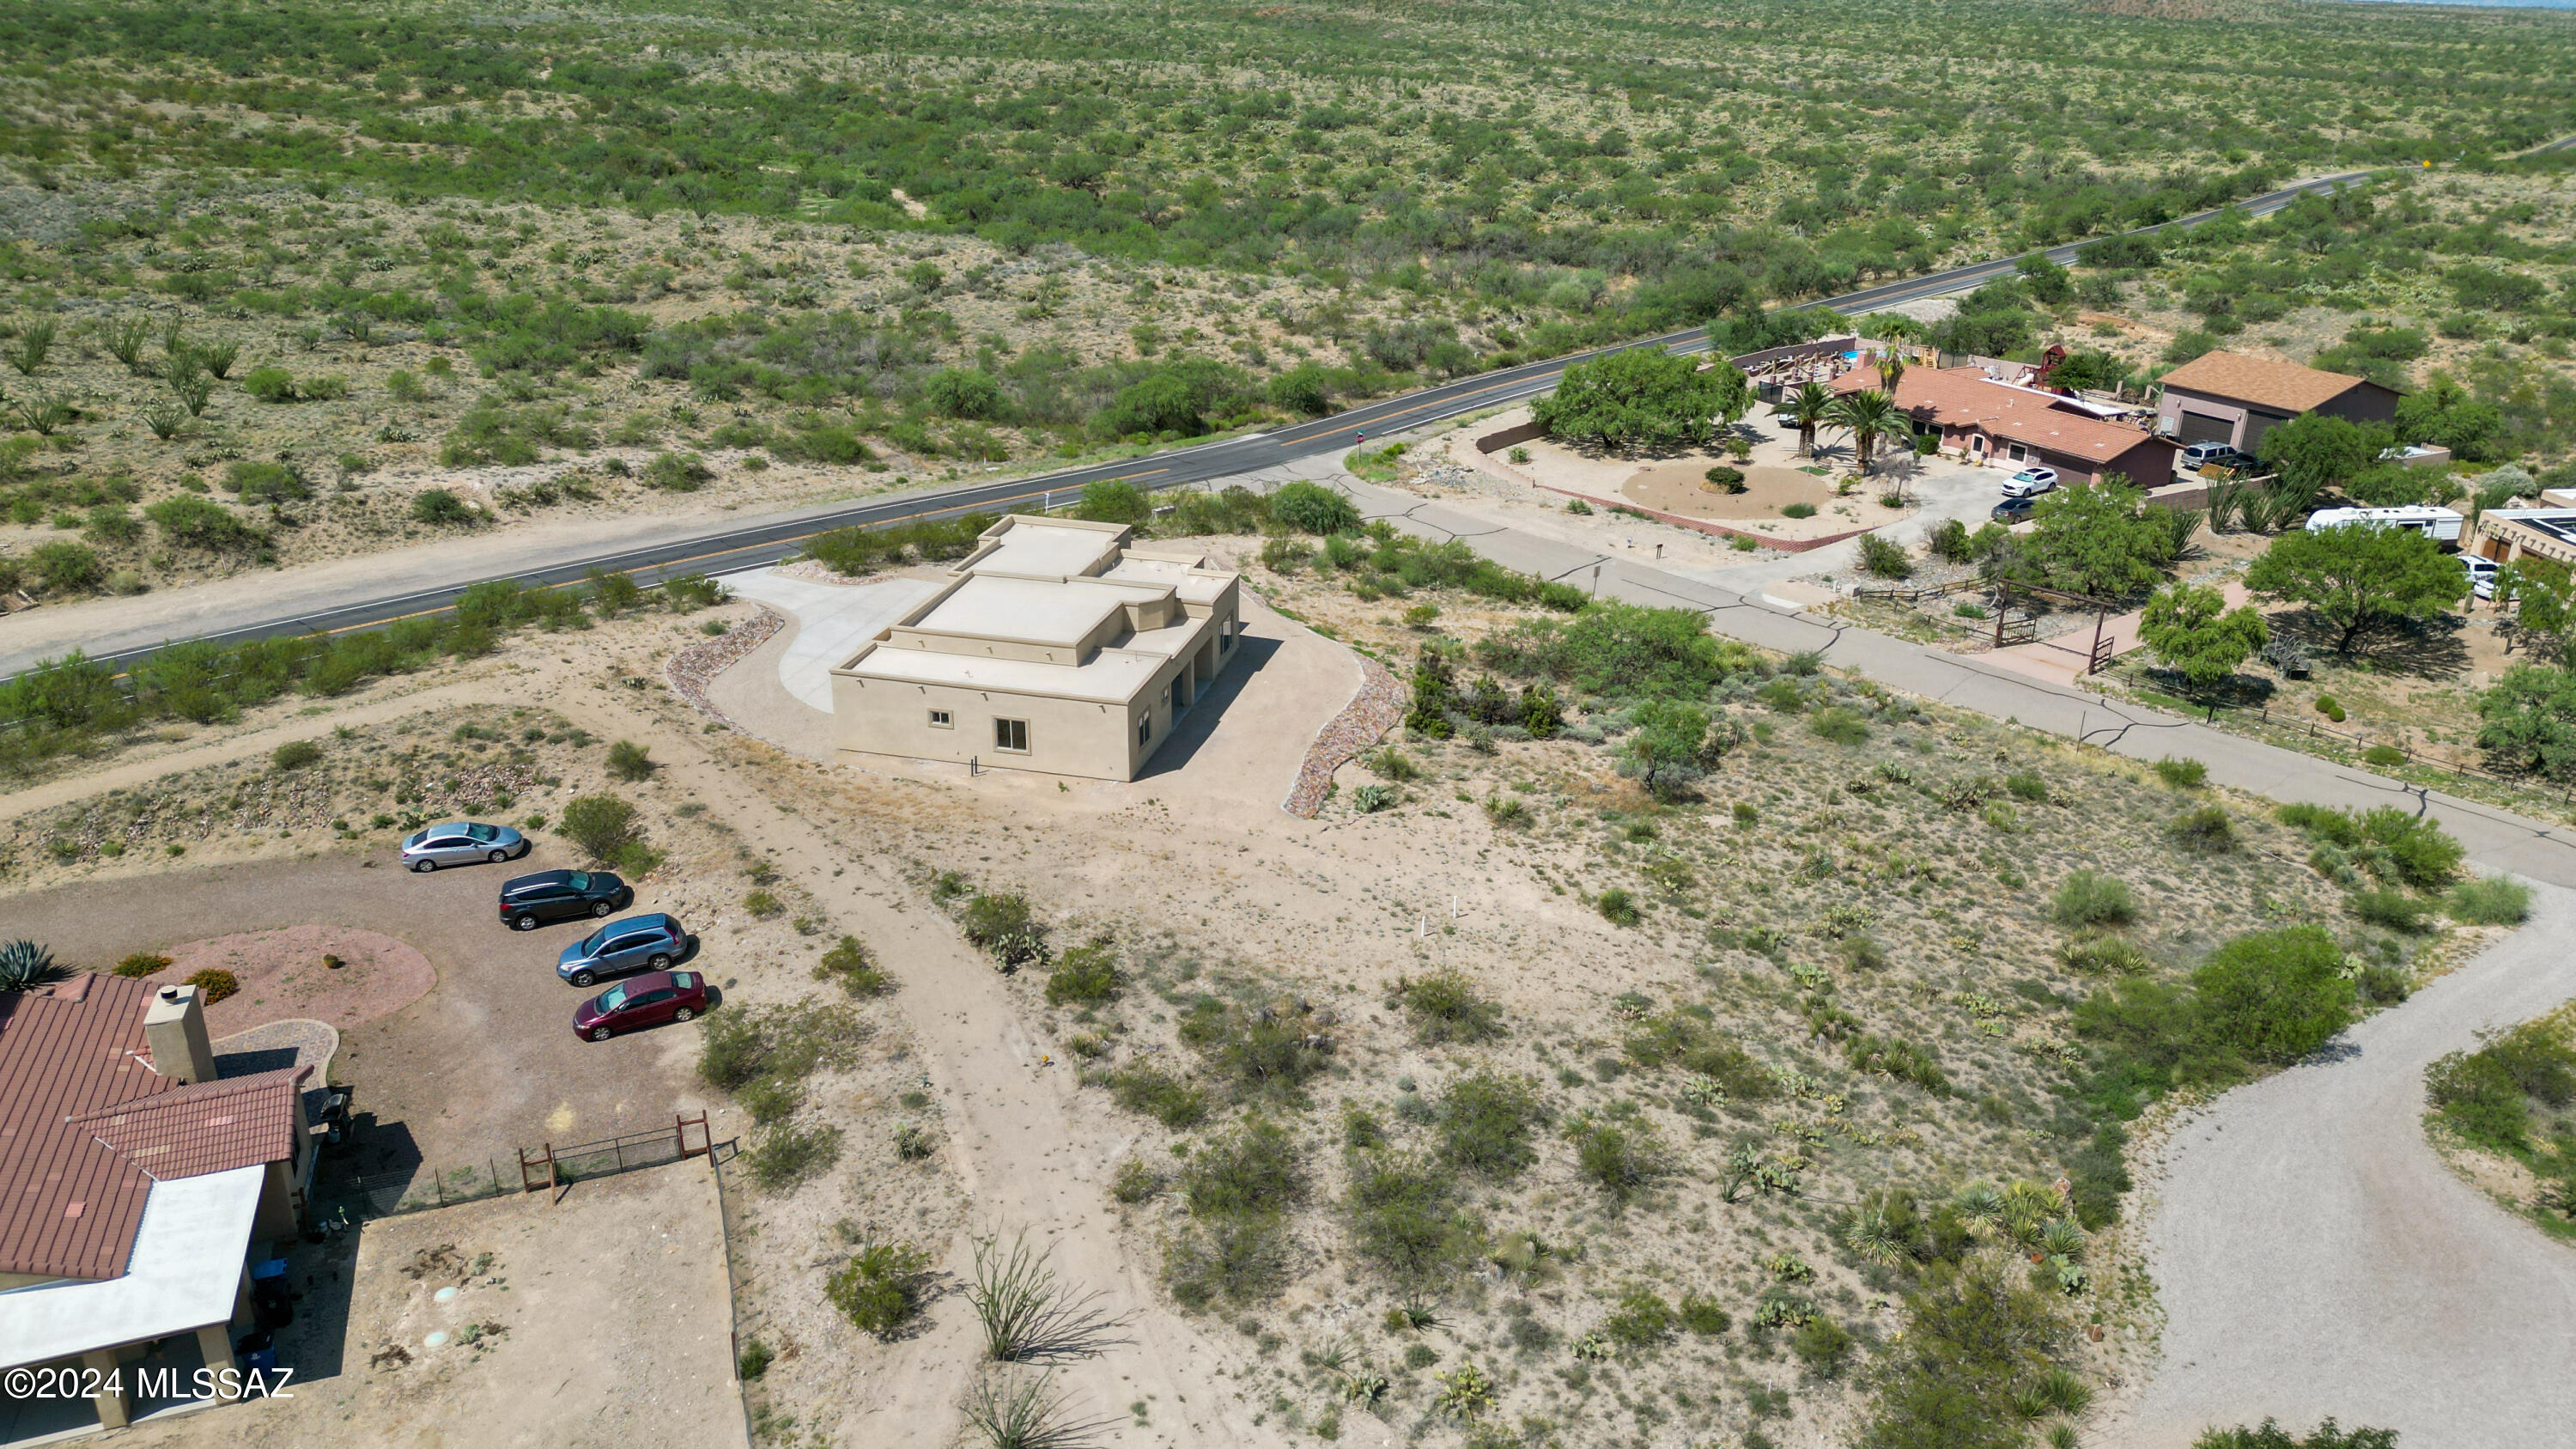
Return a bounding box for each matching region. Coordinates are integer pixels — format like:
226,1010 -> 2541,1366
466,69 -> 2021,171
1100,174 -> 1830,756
1825,389 -> 1905,475
1780,381 -> 1834,459
0,940 -> 68,993
1878,350 -> 1908,399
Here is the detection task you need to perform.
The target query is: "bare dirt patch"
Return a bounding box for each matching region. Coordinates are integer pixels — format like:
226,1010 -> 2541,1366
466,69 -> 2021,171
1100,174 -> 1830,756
124,1160 -> 744,1449
130,924 -> 433,1035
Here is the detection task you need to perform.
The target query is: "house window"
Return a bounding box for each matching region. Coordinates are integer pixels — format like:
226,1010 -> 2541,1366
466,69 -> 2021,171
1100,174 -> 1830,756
927,709 -> 952,729
1220,617 -> 1235,652
1137,715 -> 1153,746
993,718 -> 1030,753
2007,442 -> 2027,463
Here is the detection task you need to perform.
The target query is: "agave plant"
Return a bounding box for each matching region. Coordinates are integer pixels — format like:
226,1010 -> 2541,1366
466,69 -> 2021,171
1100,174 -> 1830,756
1840,1205 -> 1909,1267
2040,1217 -> 2089,1261
0,940 -> 68,993
1953,1181 -> 2007,1229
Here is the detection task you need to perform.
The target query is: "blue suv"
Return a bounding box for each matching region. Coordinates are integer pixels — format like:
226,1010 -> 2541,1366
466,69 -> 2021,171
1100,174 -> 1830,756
556,913 -> 689,988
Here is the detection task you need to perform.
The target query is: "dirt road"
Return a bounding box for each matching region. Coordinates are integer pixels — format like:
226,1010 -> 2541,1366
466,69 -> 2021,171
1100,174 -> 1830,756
2107,883 -> 2576,1447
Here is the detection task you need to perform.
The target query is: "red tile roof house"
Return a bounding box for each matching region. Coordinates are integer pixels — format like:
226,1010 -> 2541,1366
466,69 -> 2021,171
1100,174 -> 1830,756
2154,350 -> 2402,453
1833,364 -> 2179,486
0,976 -> 316,1437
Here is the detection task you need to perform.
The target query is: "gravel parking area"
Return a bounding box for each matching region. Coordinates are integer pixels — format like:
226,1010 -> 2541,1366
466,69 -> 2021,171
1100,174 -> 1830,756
4,849 -> 719,1172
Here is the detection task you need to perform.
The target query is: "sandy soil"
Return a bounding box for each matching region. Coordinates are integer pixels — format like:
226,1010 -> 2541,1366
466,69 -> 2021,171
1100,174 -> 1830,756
125,1158 -> 744,1449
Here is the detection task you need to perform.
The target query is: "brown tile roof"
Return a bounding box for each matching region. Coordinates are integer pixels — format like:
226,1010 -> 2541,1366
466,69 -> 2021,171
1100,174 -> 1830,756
1835,366 -> 2172,466
2157,350 -> 2373,414
72,1068 -> 308,1184
0,977 -> 295,1282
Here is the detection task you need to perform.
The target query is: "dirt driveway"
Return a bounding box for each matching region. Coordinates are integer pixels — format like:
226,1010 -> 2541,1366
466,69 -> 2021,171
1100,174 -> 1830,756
122,1157 -> 744,1449
3,849 -> 719,1173
2104,882 -> 2576,1447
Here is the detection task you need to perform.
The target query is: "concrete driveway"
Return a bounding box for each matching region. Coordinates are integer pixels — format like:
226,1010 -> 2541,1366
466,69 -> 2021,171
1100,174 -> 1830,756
715,566 -> 941,712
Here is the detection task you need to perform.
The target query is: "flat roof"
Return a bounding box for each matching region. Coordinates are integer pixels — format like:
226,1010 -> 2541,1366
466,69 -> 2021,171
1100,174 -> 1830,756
1102,557 -> 1198,584
969,521 -> 1123,579
913,575 -> 1160,648
851,646 -> 1165,703
0,1165 -> 264,1368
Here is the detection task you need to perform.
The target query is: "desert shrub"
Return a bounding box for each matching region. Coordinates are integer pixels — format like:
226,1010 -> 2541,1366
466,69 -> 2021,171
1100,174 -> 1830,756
2275,803 -> 2464,891
1597,886 -> 1641,925
1184,1117 -> 1306,1218
1345,1153 -> 1479,1285
1271,480 -> 1361,535
184,968 -> 239,1004
825,1240 -> 934,1339
2004,770 -> 2048,801
2166,804 -> 2236,854
2363,744 -> 2407,768
2073,977 -> 2247,1117
605,739 -> 653,781
1105,1064 -> 1208,1129
1602,1288 -> 1674,1348
2446,876 -> 2532,925
2063,1122 -> 2133,1230
29,541 -> 103,594
1259,536 -> 1310,573
645,451 -> 714,491
1856,533 -> 1911,580
1565,1115 -> 1665,1204
813,935 -> 891,996
241,363 -> 298,401
1810,706 -> 1870,746
736,1339 -> 771,1379
1164,1214 -> 1289,1309
145,496 -> 265,552
114,953 -> 171,978
1929,518 -> 1974,562
743,889 -> 785,919
1436,1072 -> 1546,1178
743,1120 -> 841,1189
695,1002 -> 865,1093
2152,756 -> 2207,788
2347,887 -> 2433,934
1352,783 -> 1400,813
1110,1158 -> 1162,1203
270,739 -> 321,770
1178,996 -> 1334,1100
2192,925 -> 2354,1065
1390,969 -> 1504,1044
1790,1315 -> 1854,1377
1678,1295 -> 1732,1335
1859,1260 -> 2068,1449
1044,940 -> 1120,1006
1623,1010 -> 1779,1098
2049,870 -> 2137,929
557,794 -> 642,863
410,488 -> 475,525
959,891 -> 1049,966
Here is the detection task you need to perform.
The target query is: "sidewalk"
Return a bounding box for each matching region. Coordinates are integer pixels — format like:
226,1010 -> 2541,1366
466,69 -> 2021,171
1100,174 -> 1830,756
1306,466 -> 2576,890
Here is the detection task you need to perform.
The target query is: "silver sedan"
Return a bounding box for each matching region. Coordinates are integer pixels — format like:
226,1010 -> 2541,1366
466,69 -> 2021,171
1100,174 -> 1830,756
399,821 -> 529,871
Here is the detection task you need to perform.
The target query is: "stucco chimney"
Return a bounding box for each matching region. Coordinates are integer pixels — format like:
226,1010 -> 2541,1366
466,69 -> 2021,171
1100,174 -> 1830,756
143,984 -> 216,1085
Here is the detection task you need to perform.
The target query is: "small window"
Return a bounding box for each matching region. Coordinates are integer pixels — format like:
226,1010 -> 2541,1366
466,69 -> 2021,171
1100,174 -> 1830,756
1137,715 -> 1153,746
927,709 -> 953,729
1220,618 -> 1235,651
994,718 -> 1030,753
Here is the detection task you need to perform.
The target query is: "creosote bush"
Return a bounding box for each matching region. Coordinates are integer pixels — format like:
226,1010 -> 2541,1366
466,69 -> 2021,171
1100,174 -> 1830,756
1389,969 -> 1504,1044
2048,869 -> 2137,930
826,1240 -> 934,1340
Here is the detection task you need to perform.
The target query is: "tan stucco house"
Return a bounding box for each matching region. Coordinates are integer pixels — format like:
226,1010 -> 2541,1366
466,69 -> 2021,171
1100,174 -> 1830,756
829,516 -> 1244,781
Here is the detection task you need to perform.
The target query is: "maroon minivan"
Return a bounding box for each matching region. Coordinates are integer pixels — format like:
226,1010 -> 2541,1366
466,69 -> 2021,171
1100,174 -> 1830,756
571,971 -> 708,1041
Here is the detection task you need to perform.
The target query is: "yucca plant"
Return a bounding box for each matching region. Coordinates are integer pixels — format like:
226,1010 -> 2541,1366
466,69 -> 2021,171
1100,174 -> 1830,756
2040,1217 -> 2088,1261
0,940 -> 69,993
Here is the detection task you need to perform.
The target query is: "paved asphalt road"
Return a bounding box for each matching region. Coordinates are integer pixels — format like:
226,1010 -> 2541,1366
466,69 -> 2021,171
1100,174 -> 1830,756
2,157 -> 2412,678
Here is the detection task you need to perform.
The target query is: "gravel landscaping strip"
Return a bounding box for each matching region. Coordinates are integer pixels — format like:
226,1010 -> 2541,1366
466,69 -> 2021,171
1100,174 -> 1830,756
666,608 -> 786,732
1282,655 -> 1405,818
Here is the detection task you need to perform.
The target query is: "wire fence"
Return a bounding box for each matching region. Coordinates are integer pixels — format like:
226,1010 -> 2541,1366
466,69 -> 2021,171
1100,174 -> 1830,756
309,1115 -> 715,1225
